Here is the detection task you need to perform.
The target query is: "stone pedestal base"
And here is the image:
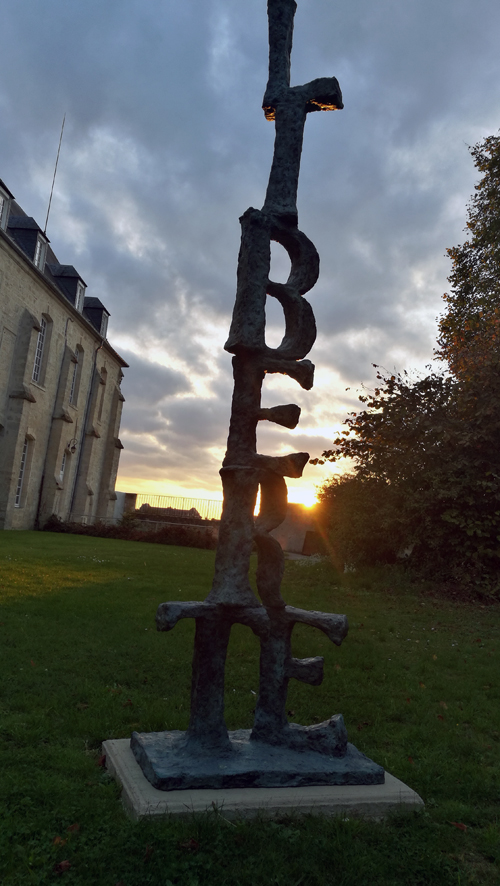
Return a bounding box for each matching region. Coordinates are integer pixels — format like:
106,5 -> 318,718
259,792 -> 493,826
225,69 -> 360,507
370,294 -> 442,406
103,738 -> 424,821
130,728 -> 384,790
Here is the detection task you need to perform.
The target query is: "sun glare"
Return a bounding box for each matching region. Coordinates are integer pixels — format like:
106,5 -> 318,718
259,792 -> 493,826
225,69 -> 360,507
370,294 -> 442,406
286,486 -> 317,508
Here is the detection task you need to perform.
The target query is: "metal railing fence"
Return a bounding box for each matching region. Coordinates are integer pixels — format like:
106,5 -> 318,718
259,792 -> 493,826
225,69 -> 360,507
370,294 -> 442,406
135,493 -> 223,521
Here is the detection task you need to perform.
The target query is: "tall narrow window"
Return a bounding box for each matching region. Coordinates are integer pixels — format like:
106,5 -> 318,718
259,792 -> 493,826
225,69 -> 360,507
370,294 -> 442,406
69,358 -> 78,404
59,452 -> 66,484
69,345 -> 83,407
32,317 -> 47,383
97,367 -> 107,423
15,439 -> 29,507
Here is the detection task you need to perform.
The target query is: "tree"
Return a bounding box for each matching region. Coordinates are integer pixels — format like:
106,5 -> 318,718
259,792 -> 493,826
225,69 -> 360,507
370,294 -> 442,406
315,133 -> 500,589
315,366 -> 500,585
437,134 -> 500,380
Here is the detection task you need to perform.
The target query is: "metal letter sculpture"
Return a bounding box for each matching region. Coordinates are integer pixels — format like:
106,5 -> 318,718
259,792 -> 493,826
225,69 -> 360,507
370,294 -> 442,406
132,0 -> 384,790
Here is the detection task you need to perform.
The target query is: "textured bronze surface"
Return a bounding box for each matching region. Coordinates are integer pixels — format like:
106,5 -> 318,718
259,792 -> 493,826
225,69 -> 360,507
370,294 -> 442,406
132,1 -> 383,789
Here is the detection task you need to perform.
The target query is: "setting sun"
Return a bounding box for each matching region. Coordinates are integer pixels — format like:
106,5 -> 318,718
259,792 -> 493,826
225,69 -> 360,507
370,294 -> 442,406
286,486 -> 318,508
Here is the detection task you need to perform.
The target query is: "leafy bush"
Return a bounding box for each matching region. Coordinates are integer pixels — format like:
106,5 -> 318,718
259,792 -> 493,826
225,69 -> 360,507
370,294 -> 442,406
316,474 -> 406,570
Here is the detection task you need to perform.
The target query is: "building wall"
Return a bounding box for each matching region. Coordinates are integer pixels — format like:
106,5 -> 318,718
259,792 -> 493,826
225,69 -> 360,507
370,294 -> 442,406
113,492 -> 138,521
0,218 -> 127,530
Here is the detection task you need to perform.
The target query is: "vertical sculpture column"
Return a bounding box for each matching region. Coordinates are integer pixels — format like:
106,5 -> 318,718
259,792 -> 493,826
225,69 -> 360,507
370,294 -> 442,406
131,0 -> 385,790
211,0 -> 346,752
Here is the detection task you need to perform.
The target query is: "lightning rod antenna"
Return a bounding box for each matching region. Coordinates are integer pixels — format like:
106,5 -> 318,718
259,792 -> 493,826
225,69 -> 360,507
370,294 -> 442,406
44,113 -> 66,235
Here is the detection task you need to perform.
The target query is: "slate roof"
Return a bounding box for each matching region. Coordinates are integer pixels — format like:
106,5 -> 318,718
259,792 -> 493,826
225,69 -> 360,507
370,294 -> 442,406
7,215 -> 45,233
0,175 -> 126,363
46,263 -> 87,286
84,296 -> 108,311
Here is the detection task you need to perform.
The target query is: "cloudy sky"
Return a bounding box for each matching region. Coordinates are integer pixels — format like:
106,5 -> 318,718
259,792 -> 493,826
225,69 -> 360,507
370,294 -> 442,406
2,0 -> 500,505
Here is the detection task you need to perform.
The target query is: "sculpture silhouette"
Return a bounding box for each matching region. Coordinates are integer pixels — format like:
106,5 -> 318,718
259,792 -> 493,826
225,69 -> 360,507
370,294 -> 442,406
132,0 -> 384,790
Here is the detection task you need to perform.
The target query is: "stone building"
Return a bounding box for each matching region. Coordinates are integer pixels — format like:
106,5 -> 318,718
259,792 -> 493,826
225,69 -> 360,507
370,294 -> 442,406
0,177 -> 128,530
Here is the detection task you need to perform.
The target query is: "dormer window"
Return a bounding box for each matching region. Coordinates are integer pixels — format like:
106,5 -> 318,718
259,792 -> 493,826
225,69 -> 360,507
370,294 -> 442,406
7,215 -> 50,266
0,194 -> 8,230
75,282 -> 86,313
33,235 -> 47,270
46,264 -> 87,310
82,296 -> 110,337
34,238 -> 42,266
0,180 -> 13,231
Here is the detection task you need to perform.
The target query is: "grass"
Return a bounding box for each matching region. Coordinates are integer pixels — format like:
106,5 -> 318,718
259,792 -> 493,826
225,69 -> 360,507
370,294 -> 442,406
0,530 -> 499,885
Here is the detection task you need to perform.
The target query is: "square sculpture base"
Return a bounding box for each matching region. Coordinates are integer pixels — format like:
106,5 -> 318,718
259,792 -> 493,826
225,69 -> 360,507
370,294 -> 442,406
130,729 -> 385,790
103,738 -> 424,821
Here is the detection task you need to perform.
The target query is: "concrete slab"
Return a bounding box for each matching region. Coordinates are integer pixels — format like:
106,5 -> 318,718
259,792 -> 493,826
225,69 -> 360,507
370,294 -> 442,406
103,738 -> 424,821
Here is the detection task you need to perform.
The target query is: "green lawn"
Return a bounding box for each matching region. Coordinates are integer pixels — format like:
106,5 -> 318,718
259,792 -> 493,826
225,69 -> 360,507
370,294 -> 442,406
0,531 -> 499,885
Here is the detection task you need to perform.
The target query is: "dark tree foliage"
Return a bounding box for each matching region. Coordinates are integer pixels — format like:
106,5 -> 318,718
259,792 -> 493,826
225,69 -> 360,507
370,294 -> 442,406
438,133 -> 500,379
315,472 -> 406,571
314,367 -> 500,585
315,134 -> 500,591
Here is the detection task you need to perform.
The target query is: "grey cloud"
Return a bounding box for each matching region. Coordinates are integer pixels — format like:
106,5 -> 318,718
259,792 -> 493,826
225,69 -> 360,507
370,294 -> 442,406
2,0 -> 500,495
119,350 -> 190,403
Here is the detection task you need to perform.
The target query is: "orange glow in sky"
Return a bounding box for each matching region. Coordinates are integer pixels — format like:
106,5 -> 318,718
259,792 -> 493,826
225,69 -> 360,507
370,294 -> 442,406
116,475 -> 321,508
